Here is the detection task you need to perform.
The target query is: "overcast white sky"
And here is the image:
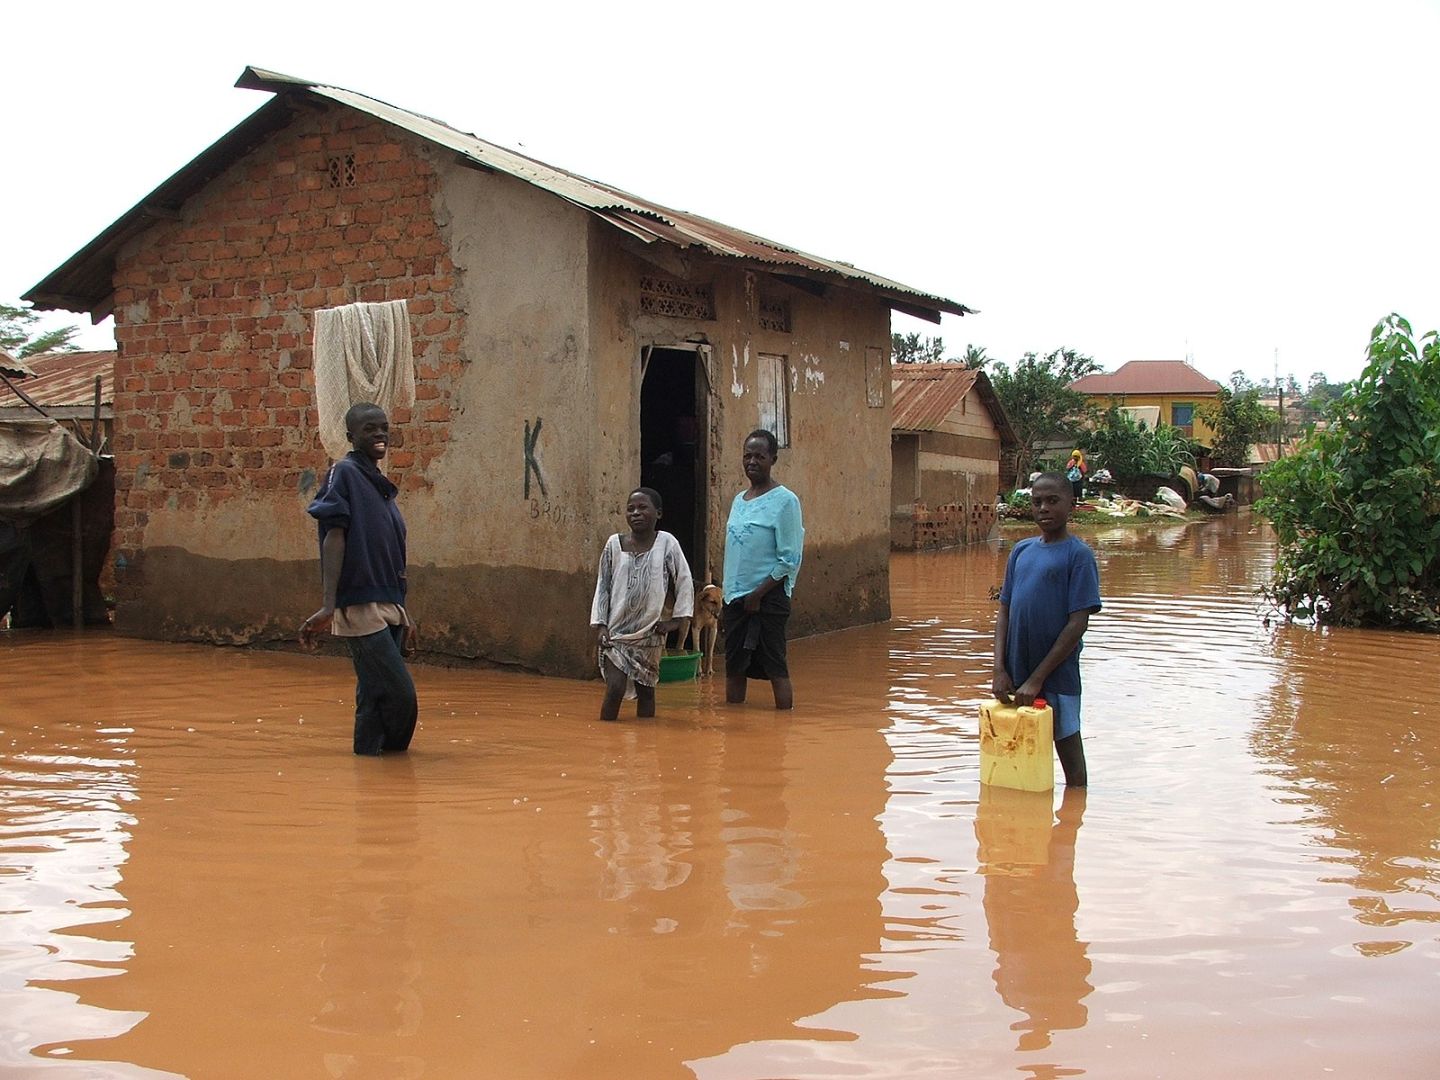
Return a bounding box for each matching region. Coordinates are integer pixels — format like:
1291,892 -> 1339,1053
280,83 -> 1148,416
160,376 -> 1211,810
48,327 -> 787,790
6,0 -> 1438,384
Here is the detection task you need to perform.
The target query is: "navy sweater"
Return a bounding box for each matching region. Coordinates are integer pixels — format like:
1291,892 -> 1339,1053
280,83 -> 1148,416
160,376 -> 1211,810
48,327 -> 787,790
307,452 -> 408,608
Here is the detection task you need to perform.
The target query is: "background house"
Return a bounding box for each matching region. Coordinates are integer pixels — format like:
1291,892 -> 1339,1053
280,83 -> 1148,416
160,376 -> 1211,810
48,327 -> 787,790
890,363 -> 1016,549
0,350 -> 115,448
1070,360 -> 1223,447
24,67 -> 971,675
0,351 -> 115,628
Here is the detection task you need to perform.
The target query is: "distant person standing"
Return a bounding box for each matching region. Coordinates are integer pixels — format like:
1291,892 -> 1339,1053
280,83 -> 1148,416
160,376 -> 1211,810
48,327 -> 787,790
993,472 -> 1101,786
722,429 -> 804,710
1066,450 -> 1087,502
300,402 -> 418,756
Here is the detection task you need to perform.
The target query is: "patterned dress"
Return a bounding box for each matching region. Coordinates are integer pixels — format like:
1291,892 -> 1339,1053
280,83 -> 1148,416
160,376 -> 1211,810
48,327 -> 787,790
590,531 -> 695,686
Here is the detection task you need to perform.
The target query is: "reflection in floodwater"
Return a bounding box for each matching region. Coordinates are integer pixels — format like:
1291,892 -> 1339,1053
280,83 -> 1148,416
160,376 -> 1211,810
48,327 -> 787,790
312,757 -> 425,1080
2,513 -> 1439,1077
977,786 -> 1090,1052
0,657 -> 178,1078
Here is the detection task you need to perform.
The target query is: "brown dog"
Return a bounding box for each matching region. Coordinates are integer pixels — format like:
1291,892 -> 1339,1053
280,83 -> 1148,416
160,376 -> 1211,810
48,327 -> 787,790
686,584 -> 723,675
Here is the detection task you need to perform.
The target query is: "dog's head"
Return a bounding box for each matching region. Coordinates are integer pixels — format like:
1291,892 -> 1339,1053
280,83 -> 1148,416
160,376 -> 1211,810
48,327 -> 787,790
697,584 -> 723,614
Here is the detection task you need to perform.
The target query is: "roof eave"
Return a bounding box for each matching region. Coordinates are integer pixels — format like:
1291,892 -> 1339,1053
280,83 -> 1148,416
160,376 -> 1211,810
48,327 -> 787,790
23,95 -> 298,314
28,65 -> 974,321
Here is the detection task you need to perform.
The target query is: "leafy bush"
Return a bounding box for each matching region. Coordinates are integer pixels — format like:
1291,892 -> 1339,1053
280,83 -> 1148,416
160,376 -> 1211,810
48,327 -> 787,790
1258,314 -> 1440,628
1080,407 -> 1148,479
1081,407 -> 1195,480
1198,385 -> 1277,466
1142,424 -> 1197,476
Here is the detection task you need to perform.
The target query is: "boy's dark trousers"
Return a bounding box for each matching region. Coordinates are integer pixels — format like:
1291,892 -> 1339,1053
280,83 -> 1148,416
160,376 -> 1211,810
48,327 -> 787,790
346,624 -> 417,755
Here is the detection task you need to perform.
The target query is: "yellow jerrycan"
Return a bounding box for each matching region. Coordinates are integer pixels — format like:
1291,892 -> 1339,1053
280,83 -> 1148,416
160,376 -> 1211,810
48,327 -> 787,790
979,698 -> 1054,792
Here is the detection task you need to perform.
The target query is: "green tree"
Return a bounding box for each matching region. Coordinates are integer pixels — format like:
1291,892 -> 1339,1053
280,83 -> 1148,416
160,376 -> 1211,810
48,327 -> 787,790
990,347 -> 1101,479
1197,385 -> 1276,466
1258,314 -> 1440,628
1080,406 -> 1150,481
1303,371 -> 1347,412
891,332 -> 947,365
0,302 -> 82,359
960,344 -> 989,371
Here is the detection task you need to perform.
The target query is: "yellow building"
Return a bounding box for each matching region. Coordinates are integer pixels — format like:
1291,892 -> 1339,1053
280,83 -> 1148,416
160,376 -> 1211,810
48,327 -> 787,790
1069,360 -> 1223,447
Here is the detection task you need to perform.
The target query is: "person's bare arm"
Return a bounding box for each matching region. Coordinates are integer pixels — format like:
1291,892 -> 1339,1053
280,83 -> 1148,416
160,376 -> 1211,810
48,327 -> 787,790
992,602 -> 1015,701
1013,609 -> 1094,705
300,527 -> 346,649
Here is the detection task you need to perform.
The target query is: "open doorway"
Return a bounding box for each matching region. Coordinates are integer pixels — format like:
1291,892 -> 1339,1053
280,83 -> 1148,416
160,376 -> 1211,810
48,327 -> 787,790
640,346 -> 709,582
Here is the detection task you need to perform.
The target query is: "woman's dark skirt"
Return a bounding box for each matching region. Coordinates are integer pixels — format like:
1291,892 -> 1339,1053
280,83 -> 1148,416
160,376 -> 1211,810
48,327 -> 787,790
722,590 -> 791,680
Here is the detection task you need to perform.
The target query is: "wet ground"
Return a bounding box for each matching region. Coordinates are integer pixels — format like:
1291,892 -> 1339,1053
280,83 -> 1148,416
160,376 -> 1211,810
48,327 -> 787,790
2,512 -> 1437,1079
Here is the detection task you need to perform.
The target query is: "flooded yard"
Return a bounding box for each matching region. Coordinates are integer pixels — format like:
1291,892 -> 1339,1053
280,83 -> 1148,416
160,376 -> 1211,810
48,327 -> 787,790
2,513 -> 1437,1078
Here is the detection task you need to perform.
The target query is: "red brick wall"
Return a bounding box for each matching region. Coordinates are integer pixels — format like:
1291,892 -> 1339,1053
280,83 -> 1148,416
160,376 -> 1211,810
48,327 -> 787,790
109,106 -> 465,600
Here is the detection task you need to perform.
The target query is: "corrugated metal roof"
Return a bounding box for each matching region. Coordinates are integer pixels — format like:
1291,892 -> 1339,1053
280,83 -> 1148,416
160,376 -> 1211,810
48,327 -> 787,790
890,362 -> 1018,447
1250,442 -> 1296,464
27,67 -> 973,322
0,349 -> 36,378
0,351 -> 114,410
1070,360 -> 1222,395
892,363 -> 980,431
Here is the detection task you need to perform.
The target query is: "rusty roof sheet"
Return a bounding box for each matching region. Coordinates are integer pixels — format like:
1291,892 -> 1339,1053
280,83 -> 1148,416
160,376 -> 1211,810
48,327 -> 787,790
0,351 -> 114,410
26,67 -> 973,323
0,349 -> 36,378
1249,442 -> 1297,464
891,362 -> 1017,447
1070,360 -> 1223,395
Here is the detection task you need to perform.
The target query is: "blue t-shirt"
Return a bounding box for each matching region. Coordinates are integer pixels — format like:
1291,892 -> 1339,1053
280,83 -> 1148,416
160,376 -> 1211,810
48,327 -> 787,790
998,534 -> 1101,696
722,485 -> 804,603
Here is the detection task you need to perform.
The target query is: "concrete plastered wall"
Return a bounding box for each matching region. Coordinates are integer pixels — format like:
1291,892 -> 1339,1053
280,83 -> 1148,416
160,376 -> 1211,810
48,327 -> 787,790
916,387 -> 1002,505
414,158 -> 596,673
587,230 -> 893,638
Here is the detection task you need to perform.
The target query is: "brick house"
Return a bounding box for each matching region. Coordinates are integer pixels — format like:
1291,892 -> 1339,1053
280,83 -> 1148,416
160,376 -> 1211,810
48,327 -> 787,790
25,67 -> 970,675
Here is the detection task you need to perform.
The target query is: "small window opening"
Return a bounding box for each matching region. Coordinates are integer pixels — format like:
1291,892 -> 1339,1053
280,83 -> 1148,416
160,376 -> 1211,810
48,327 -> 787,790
639,274 -> 715,321
759,296 -> 791,333
327,154 -> 357,189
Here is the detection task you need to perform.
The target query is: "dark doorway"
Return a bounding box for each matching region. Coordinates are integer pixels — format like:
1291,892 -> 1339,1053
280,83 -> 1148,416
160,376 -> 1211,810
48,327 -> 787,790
640,347 -> 707,581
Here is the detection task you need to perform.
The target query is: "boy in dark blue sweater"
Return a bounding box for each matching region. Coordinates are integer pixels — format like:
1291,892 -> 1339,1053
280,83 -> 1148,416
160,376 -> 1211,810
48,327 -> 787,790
300,403 -> 418,755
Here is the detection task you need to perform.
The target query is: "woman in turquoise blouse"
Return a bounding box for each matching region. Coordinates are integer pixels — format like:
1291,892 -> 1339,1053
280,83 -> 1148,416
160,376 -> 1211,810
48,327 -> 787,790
722,429 -> 804,709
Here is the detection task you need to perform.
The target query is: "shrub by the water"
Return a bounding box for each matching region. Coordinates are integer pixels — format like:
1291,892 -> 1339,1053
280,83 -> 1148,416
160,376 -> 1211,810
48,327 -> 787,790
1258,314 -> 1440,628
1081,407 -> 1196,481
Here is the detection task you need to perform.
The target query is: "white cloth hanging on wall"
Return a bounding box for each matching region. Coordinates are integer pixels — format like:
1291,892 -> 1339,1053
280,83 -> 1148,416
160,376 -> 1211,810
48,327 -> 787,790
313,300 -> 415,460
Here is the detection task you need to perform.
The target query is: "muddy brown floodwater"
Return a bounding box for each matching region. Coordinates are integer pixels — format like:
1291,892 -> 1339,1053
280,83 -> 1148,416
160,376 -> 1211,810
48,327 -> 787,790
2,513 -> 1437,1079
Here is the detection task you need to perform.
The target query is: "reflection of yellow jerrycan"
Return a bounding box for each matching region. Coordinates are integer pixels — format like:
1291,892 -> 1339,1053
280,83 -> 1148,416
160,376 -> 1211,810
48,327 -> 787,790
975,785 -> 1054,870
979,698 -> 1054,792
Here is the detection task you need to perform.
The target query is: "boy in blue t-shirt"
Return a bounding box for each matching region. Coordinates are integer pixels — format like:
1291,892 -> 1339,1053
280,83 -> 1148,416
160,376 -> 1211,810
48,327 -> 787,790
993,472 -> 1102,786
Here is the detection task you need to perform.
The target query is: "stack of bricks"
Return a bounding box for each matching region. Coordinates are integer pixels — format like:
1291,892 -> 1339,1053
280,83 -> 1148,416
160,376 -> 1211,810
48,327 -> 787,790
109,106 -> 466,595
907,502 -> 998,549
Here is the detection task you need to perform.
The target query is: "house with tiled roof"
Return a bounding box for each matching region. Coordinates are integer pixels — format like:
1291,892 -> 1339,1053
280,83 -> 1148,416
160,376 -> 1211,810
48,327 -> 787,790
1069,360 -> 1224,446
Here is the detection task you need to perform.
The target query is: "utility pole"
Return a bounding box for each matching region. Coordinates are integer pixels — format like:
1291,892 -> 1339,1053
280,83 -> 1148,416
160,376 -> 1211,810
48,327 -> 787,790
1274,347 -> 1283,450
